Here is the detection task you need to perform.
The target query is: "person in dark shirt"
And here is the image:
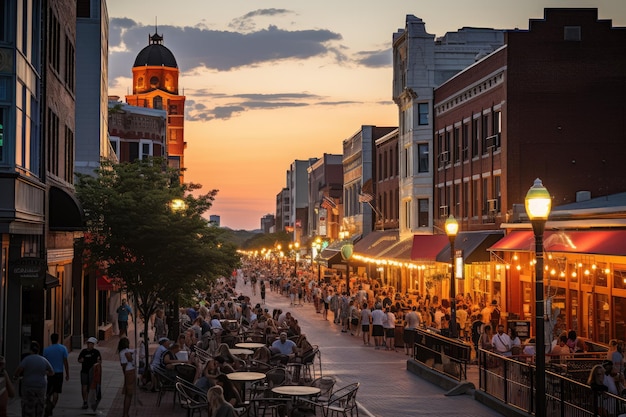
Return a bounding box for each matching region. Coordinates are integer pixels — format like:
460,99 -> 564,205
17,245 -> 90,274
77,337 -> 101,409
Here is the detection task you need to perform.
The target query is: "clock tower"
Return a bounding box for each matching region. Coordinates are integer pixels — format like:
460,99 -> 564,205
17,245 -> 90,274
126,30 -> 186,178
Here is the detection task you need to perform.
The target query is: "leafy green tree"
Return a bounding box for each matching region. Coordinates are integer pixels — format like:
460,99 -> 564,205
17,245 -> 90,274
76,158 -> 240,362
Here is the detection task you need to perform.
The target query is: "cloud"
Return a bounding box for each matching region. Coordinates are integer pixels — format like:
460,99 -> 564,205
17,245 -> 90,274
354,48 -> 392,68
228,8 -> 295,32
107,18 -> 344,80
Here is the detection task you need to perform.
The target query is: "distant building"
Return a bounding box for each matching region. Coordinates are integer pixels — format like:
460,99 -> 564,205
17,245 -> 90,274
393,16 -> 504,238
307,154 -> 343,239
275,188 -> 290,233
343,126 -> 396,238
375,129 -> 400,231
209,215 -> 221,227
125,30 -> 186,177
107,98 -> 167,163
288,159 -> 318,241
260,214 -> 275,234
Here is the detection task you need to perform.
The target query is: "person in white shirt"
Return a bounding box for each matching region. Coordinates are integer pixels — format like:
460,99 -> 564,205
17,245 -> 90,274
117,337 -> 135,417
403,306 -> 420,355
491,325 -> 513,357
360,303 -> 372,346
371,304 -> 386,350
384,307 -> 397,352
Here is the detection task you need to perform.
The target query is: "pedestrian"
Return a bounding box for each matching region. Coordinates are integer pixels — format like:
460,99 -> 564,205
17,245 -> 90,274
117,337 -> 135,417
260,281 -> 266,305
0,355 -> 16,417
329,291 -> 339,324
360,302 -> 372,346
42,333 -> 69,416
491,324 -> 512,357
77,337 -> 101,410
153,309 -> 168,341
471,314 -> 484,360
14,341 -> 54,417
403,306 -> 420,355
116,298 -> 133,337
371,304 -> 385,350
384,306 -> 397,351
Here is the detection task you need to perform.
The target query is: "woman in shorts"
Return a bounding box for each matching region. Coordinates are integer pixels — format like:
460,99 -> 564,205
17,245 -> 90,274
117,337 -> 135,417
360,302 -> 372,345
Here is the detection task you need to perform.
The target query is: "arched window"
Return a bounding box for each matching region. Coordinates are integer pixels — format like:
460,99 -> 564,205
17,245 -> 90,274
153,96 -> 163,110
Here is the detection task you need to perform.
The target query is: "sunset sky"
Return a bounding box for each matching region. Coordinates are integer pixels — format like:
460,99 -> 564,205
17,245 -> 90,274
106,0 -> 626,231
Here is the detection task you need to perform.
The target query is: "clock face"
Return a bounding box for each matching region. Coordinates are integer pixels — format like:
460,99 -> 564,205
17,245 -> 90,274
150,76 -> 160,88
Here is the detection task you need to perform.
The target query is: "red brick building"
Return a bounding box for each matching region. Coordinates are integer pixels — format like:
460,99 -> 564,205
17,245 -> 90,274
434,8 -> 626,232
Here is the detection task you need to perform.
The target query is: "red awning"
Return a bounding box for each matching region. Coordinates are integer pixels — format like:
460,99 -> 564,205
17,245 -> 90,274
411,235 -> 449,261
97,273 -> 116,291
488,230 -> 626,256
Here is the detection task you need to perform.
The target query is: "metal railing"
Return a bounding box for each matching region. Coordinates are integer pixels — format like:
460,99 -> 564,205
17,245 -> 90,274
478,349 -> 626,417
411,328 -> 471,381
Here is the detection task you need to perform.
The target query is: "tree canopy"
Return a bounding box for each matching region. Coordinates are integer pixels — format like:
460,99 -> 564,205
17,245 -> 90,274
76,158 -> 240,323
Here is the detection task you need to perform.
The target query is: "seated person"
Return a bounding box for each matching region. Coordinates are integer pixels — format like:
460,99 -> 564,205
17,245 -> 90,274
215,374 -> 243,407
161,343 -> 188,378
194,358 -> 219,391
270,332 -> 298,364
214,355 -> 235,374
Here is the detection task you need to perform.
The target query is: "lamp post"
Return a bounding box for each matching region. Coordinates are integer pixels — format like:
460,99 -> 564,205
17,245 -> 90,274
445,215 -> 459,339
525,178 -> 551,417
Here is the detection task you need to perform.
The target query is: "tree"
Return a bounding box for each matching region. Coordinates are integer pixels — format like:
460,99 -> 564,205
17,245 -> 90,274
76,158 -> 240,364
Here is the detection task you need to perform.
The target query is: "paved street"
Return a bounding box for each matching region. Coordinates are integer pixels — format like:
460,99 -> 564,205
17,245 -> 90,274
7,274 -> 505,416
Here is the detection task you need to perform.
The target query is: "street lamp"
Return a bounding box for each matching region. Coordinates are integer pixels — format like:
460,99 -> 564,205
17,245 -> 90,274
444,215 -> 459,339
525,178 -> 551,417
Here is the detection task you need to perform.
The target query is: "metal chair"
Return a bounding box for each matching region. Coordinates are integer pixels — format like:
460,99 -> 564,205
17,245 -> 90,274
175,381 -> 207,417
152,366 -> 178,407
300,382 -> 360,417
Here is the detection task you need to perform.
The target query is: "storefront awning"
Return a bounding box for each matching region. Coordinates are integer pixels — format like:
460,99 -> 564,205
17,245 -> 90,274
411,235 -> 449,261
318,235 -> 361,267
436,231 -> 504,263
488,230 -> 626,256
353,230 -> 400,258
382,237 -> 414,262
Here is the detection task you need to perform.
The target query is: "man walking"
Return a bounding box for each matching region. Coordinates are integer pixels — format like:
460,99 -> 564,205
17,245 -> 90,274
116,299 -> 132,337
43,333 -> 69,416
14,341 -> 54,417
78,337 -> 101,409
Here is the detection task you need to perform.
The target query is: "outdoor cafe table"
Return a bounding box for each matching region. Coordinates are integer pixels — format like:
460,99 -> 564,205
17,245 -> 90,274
272,386 -> 321,410
236,342 -> 266,349
229,348 -> 254,356
226,371 -> 266,400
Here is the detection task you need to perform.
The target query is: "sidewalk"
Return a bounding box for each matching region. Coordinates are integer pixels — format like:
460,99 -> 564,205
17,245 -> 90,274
7,320 -> 189,417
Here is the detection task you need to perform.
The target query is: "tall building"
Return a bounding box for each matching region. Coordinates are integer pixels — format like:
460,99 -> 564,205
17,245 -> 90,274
343,126 -> 395,238
260,214 -> 275,234
275,188 -> 290,232
125,30 -> 186,177
393,16 -> 504,239
1,0 -> 84,368
288,159 -> 318,241
76,0 -> 113,176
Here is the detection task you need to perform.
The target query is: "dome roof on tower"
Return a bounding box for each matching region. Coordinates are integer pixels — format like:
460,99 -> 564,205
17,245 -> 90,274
133,31 -> 178,68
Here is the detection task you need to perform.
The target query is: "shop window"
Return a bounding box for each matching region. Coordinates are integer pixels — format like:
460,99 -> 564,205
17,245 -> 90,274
614,267 -> 626,290
613,296 -> 626,341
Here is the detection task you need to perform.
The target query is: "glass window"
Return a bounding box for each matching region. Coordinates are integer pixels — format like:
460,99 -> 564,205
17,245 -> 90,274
0,0 -> 5,42
404,200 -> 411,229
453,127 -> 460,163
481,114 -> 489,155
418,144 -> 428,173
418,103 -> 429,125
418,198 -> 428,228
0,108 -> 4,162
472,118 -> 479,157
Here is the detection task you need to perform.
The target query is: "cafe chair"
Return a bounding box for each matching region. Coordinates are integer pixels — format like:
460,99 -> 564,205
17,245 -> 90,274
152,366 -> 178,407
175,363 -> 197,383
309,376 -> 336,403
300,382 -> 360,417
175,381 -> 208,417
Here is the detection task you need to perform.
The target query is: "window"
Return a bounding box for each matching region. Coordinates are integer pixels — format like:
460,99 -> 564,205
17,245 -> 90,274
47,108 -> 59,176
418,103 -> 429,125
128,142 -> 139,161
48,10 -> 60,73
0,108 -> 4,162
64,126 -> 73,183
453,127 -> 460,163
418,198 -> 428,227
77,0 -> 91,18
0,0 -> 6,41
378,153 -> 383,181
404,200 -> 411,229
418,144 -> 428,173
462,124 -> 469,161
140,140 -> 152,160
472,179 -> 479,216
403,147 -> 410,178
153,96 -> 163,110
564,26 -> 581,42
454,184 -> 460,217
64,37 -> 75,92
481,114 -> 489,155
494,175 -> 501,213
383,150 -> 388,179
463,182 -> 469,217
482,178 -> 488,214
110,138 -> 119,157
472,118 -> 479,157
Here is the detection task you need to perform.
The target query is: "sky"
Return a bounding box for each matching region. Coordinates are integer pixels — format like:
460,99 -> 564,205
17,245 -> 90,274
106,0 -> 626,231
